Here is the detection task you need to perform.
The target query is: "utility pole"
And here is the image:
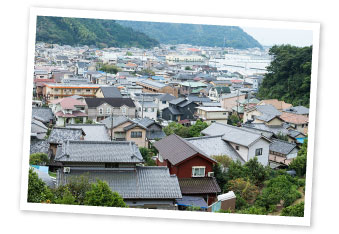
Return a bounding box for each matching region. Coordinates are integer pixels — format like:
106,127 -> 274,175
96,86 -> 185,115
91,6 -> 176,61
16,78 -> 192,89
141,94 -> 144,118
110,111 -> 114,141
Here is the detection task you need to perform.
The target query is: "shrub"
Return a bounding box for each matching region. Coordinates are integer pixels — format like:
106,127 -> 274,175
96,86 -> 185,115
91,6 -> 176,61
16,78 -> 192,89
281,202 -> 304,217
84,180 -> 127,207
226,178 -> 259,203
237,206 -> 268,215
235,193 -> 248,210
55,188 -> 78,205
289,154 -> 307,177
29,153 -> 49,165
212,155 -> 232,169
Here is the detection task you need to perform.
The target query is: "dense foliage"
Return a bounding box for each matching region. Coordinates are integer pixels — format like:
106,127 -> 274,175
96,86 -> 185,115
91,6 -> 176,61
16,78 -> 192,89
226,178 -> 259,203
255,175 -> 302,209
27,169 -> 53,203
289,138 -> 308,177
227,114 -> 241,126
258,45 -> 312,106
117,21 -> 262,49
98,63 -> 120,74
29,153 -> 49,165
280,202 -> 304,217
84,180 -> 127,207
36,16 -> 159,48
163,120 -> 208,138
139,147 -> 157,166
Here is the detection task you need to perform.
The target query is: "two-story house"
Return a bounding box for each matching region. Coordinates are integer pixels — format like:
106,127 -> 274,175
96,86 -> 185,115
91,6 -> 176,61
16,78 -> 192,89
195,106 -> 229,124
161,98 -> 199,122
49,97 -> 88,126
85,98 -> 136,122
154,134 -> 220,205
201,122 -> 272,166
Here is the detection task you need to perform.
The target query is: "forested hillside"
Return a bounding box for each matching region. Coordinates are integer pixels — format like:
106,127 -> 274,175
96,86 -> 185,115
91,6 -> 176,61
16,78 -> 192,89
117,21 -> 262,49
36,16 -> 159,48
257,45 -> 312,107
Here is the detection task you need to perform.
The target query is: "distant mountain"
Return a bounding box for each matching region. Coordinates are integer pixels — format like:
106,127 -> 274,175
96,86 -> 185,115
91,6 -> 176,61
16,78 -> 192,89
36,16 -> 159,48
117,21 -> 263,49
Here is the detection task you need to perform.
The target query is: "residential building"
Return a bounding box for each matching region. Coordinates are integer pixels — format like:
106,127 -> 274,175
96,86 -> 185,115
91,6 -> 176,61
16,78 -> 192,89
269,139 -> 299,168
202,122 -> 272,166
154,134 -> 220,205
55,140 -> 182,209
85,98 -> 136,122
49,97 -> 88,126
257,99 -> 292,111
195,106 -> 229,124
95,86 -> 123,98
136,79 -> 178,97
43,83 -> 100,100
161,98 -> 198,121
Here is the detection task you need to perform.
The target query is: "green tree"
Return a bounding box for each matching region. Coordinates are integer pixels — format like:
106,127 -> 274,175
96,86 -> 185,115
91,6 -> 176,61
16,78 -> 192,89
29,153 -> 49,165
212,155 -> 232,169
139,147 -> 156,166
257,45 -> 312,106
213,163 -> 228,192
84,180 -> 127,207
243,157 -> 270,186
125,52 -> 133,56
227,114 -> 241,126
99,64 -> 120,74
281,202 -> 304,217
226,178 -> 259,203
27,168 -> 53,203
289,139 -> 308,176
185,66 -> 192,70
188,120 -> 208,137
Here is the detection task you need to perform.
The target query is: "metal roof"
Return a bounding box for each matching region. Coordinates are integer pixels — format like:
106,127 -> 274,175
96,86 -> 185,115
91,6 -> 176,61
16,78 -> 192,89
65,124 -> 110,141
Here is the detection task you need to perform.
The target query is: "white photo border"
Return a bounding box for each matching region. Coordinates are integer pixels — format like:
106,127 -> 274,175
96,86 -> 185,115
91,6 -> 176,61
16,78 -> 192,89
20,7 -> 320,226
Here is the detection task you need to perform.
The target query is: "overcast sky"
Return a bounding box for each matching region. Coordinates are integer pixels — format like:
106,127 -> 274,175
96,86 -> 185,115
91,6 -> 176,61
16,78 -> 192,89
242,27 -> 313,47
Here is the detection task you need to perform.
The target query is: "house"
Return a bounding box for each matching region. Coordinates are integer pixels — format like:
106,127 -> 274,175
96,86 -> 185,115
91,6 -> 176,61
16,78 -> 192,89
95,86 -> 123,98
195,107 -> 229,124
269,139 -> 299,168
161,98 -> 199,122
180,81 -> 208,96
31,107 -> 54,125
65,124 -> 110,141
155,93 -> 177,115
133,117 -> 167,142
135,99 -> 158,120
283,106 -> 309,117
85,98 -> 136,122
154,134 -> 220,205
49,97 -> 88,126
55,140 -> 182,209
100,116 -> 148,147
257,99 -> 292,111
243,104 -> 283,125
31,118 -> 48,139
279,112 -> 309,134
201,122 -> 272,166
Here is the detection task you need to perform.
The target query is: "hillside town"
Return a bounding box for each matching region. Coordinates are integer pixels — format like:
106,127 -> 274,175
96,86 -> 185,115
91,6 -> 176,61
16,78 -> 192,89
29,42 -> 309,215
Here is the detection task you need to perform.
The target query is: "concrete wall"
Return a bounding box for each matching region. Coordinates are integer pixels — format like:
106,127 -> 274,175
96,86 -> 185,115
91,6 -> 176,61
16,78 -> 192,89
248,138 -> 270,166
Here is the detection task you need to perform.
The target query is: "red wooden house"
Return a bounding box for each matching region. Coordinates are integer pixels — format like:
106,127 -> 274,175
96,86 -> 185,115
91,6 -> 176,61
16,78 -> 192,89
154,134 -> 221,205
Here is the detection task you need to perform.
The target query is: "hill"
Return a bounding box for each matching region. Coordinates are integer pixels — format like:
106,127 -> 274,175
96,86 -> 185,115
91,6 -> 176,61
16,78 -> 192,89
117,21 -> 262,49
36,16 -> 159,48
257,45 -> 312,107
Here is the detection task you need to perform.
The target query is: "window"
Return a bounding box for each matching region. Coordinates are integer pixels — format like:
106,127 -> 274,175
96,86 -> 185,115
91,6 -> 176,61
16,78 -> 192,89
192,166 -> 205,177
121,107 -> 127,115
105,163 -> 119,168
106,108 -> 111,114
223,112 -> 227,115
77,89 -> 81,92
55,89 -> 59,92
99,108 -> 103,115
131,131 -> 142,138
235,145 -> 240,151
255,148 -> 263,156
86,89 -> 91,92
162,101 -> 166,104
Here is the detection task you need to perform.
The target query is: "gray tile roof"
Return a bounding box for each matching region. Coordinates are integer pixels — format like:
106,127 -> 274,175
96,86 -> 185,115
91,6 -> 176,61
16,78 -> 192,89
138,79 -> 167,89
55,140 -> 143,163
202,122 -> 271,147
158,93 -> 176,102
186,135 -> 245,163
100,86 -> 123,98
58,166 -> 182,199
242,123 -> 293,137
179,177 -> 221,194
169,98 -> 186,105
270,139 -> 298,155
255,104 -> 282,116
32,107 -> 54,123
48,127 -> 84,144
65,124 -> 110,141
166,106 -> 183,115
283,106 -> 309,115
30,139 -> 49,155
154,134 -> 215,165
100,116 -> 130,129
